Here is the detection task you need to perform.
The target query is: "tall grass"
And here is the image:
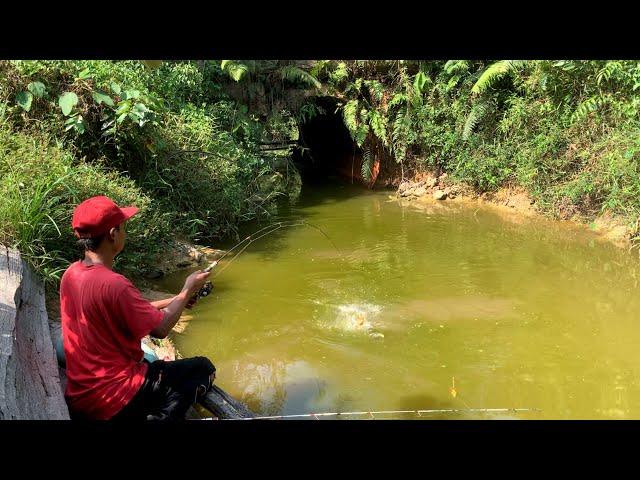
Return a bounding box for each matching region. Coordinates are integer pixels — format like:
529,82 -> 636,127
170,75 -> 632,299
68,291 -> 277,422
0,60 -> 299,284
0,125 -> 169,284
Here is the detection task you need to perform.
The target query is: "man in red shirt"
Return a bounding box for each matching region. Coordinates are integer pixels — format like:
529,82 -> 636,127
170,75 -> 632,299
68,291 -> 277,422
60,195 -> 216,420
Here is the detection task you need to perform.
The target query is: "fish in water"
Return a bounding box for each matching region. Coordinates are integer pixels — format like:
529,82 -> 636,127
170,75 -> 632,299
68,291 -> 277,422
326,303 -> 385,338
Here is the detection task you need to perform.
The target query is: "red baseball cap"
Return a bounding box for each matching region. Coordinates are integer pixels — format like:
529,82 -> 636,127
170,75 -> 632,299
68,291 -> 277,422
72,196 -> 139,238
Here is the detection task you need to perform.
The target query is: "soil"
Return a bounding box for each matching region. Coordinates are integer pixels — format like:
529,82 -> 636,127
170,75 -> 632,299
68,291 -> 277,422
392,169 -> 635,250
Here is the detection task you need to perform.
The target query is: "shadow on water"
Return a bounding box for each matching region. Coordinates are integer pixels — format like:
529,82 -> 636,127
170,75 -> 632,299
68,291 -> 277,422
212,179 -> 376,260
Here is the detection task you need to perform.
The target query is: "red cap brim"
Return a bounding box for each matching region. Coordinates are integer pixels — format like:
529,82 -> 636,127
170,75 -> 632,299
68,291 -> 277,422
120,206 -> 139,221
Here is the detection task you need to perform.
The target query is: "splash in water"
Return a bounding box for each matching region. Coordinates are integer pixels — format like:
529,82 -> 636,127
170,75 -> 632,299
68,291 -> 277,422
333,303 -> 384,338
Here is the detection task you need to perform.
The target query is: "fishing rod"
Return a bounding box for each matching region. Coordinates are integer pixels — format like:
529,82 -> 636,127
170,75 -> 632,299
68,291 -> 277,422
202,220 -> 341,276
196,407 -> 542,420
210,221 -> 305,278
194,220 -> 341,298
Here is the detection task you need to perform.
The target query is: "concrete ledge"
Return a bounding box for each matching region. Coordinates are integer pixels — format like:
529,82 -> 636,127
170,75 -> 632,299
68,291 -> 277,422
0,246 -> 69,420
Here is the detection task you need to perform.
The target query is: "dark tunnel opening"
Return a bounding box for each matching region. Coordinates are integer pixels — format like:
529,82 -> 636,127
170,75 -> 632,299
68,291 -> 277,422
293,97 -> 362,185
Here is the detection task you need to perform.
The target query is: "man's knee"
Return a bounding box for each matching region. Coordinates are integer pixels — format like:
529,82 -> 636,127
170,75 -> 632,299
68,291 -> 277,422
193,356 -> 216,376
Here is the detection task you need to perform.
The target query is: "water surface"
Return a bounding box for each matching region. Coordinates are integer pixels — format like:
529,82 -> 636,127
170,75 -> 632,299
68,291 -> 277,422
158,183 -> 640,419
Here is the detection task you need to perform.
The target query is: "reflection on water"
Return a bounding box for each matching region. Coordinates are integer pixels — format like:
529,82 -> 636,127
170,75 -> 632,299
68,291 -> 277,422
157,182 -> 640,419
232,359 -> 323,416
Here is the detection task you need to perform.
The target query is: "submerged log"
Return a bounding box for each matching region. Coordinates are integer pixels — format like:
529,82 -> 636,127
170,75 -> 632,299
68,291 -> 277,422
0,247 -> 69,419
199,384 -> 255,419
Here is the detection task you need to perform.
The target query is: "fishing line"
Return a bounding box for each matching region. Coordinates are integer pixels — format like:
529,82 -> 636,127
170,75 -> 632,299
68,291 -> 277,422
211,221 -> 304,277
203,220 -> 343,278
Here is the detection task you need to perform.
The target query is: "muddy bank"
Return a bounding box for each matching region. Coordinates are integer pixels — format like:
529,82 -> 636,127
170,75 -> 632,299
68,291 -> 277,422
139,239 -> 226,283
394,170 -> 635,250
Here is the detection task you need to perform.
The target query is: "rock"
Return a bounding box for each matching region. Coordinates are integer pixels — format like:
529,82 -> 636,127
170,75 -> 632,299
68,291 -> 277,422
426,177 -> 438,188
398,182 -> 411,193
414,186 -> 427,197
189,249 -> 205,264
200,247 -> 226,260
176,260 -> 193,268
433,190 -> 447,200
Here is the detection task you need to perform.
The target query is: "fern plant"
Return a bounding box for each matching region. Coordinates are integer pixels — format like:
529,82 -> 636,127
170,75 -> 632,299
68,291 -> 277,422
463,98 -> 494,140
361,144 -> 373,182
280,65 -> 321,89
570,94 -> 610,123
471,60 -> 527,94
221,60 -> 249,82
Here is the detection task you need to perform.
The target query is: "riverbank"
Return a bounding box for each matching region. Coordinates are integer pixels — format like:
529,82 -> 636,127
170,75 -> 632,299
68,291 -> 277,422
394,169 -> 635,250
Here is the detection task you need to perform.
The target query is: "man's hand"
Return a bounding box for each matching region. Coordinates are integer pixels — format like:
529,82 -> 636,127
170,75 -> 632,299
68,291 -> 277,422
150,270 -> 211,339
183,270 -> 211,296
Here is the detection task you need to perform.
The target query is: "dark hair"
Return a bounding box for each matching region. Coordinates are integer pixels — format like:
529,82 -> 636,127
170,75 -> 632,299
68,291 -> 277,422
77,235 -> 106,252
76,225 -> 120,252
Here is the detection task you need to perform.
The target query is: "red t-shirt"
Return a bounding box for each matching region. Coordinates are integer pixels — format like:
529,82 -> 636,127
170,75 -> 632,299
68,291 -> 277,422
60,261 -> 164,420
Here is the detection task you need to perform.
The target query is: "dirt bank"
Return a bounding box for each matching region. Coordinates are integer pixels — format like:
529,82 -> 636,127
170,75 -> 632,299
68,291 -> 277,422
395,170 -> 635,250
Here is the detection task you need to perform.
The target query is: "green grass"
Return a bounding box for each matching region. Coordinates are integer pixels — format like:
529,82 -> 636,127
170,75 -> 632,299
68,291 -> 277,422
0,60 -> 300,284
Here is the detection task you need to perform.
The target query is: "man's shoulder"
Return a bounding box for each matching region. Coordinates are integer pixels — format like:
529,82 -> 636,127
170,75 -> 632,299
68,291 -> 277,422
98,268 -> 133,289
62,262 -> 133,291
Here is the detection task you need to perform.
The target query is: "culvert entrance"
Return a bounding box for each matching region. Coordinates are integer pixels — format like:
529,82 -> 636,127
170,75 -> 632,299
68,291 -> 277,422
294,97 -> 363,185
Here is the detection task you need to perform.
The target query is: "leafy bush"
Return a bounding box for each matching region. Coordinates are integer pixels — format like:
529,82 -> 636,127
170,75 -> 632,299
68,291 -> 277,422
0,125 -> 168,283
0,60 -> 299,283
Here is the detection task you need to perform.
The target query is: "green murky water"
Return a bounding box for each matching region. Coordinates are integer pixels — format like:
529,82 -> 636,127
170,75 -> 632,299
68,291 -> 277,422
157,183 -> 640,419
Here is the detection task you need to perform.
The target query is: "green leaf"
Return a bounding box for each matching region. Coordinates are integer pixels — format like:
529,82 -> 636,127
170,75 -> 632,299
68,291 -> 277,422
369,110 -> 388,146
115,100 -> 131,115
280,65 -> 321,89
132,102 -> 150,114
76,68 -> 92,80
58,92 -> 79,116
121,90 -> 141,100
471,60 -> 526,94
110,83 -> 121,95
27,81 -> 46,98
413,71 -> 428,93
91,90 -> 114,107
221,60 -> 248,82
16,91 -> 33,111
64,115 -> 86,134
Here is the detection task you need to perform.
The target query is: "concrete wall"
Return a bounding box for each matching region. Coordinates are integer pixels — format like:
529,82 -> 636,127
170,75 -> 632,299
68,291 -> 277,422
0,246 -> 69,420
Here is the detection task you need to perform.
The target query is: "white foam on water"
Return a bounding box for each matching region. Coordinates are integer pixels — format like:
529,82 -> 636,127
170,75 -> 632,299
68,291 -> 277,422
329,303 -> 384,337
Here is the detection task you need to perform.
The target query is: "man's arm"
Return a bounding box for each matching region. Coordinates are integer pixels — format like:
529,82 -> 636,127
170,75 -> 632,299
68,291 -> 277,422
149,270 -> 210,338
150,297 -> 176,310
150,295 -> 197,310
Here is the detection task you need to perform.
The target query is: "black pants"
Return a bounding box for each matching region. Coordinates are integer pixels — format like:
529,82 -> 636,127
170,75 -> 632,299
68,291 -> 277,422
111,356 -> 216,421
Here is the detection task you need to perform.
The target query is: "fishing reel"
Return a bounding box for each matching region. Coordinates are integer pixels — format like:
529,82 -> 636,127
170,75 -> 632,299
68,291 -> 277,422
196,281 -> 213,299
